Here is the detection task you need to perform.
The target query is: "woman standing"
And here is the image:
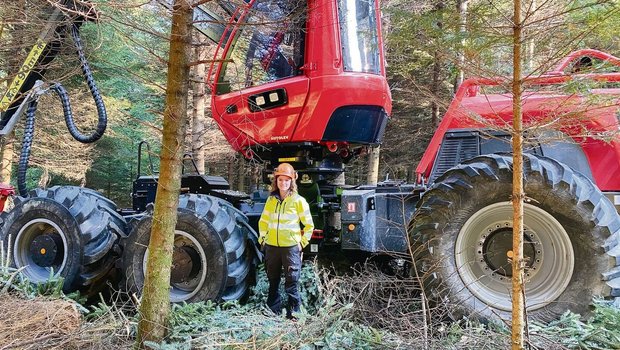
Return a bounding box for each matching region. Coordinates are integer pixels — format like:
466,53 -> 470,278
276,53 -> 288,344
258,163 -> 314,319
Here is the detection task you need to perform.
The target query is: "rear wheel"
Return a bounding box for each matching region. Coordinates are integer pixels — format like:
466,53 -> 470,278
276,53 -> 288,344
0,186 -> 126,295
409,154 -> 620,321
121,194 -> 253,302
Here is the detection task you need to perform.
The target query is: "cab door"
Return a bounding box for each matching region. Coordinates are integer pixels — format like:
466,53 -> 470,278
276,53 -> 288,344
211,0 -> 309,150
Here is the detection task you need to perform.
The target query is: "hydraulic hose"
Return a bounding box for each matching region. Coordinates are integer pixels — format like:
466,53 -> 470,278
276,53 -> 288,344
62,23 -> 107,143
18,23 -> 108,196
18,99 -> 38,197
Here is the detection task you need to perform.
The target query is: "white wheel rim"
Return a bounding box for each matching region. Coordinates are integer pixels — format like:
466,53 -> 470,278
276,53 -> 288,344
455,202 -> 574,311
13,218 -> 68,282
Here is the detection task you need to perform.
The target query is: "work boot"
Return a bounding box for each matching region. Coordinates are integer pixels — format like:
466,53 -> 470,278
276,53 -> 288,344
286,305 -> 304,321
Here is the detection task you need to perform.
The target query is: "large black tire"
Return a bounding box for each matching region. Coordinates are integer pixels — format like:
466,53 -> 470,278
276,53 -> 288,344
121,194 -> 254,303
214,197 -> 260,300
409,154 -> 620,321
79,188 -> 129,238
0,186 -> 126,295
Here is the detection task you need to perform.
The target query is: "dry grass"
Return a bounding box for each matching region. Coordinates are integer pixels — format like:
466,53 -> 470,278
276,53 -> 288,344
0,294 -> 80,349
0,293 -> 133,350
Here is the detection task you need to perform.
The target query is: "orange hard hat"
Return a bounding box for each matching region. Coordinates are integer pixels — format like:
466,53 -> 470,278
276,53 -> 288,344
273,163 -> 298,180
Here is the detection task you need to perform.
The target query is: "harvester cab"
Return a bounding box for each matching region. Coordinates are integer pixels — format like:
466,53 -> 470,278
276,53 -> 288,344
199,0 -> 394,251
204,0 -> 391,166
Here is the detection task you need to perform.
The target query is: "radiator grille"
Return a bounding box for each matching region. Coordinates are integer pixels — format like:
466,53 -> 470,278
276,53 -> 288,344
429,135 -> 479,183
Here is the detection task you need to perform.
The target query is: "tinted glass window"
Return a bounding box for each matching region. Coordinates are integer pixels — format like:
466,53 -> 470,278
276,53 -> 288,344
217,0 -> 306,95
338,0 -> 380,74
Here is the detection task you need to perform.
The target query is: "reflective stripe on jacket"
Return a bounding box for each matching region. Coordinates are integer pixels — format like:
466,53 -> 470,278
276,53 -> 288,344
258,192 -> 314,248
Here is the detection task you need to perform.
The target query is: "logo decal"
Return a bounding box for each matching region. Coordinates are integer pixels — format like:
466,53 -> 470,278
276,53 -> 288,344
270,135 -> 289,141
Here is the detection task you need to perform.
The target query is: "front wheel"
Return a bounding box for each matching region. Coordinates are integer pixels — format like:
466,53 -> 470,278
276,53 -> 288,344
409,154 -> 620,321
0,186 -> 126,295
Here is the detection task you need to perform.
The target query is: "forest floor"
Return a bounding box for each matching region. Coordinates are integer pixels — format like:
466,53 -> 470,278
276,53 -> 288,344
2,261 -> 620,349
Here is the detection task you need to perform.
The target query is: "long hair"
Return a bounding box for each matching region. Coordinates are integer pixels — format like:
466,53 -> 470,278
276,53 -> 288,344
270,175 -> 298,196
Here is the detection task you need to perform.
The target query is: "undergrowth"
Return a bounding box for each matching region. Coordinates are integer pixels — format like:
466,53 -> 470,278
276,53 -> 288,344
3,244 -> 620,350
146,263 -> 620,350
147,264 -> 403,349
528,301 -> 620,349
0,238 -> 86,307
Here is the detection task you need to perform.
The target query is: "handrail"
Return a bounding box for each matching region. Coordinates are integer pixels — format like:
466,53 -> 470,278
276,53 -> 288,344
415,50 -> 620,183
137,141 -> 157,178
548,49 -> 620,75
206,3 -> 250,93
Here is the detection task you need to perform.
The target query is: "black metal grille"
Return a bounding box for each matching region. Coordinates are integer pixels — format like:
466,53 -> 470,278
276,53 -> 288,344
429,134 -> 480,183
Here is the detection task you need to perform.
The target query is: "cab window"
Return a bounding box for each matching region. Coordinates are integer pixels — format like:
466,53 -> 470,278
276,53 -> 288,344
217,0 -> 306,94
338,0 -> 380,74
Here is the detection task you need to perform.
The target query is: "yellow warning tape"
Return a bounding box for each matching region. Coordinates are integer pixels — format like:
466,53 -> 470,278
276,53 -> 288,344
0,38 -> 47,113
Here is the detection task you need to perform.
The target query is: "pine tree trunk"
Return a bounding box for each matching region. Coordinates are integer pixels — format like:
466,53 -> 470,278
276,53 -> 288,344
431,2 -> 444,127
135,1 -> 193,347
525,0 -> 536,72
366,146 -> 380,185
192,31 -> 207,174
511,0 -> 525,348
237,156 -> 245,191
227,158 -> 234,185
431,58 -> 441,127
455,0 -> 469,91
0,132 -> 14,184
37,167 -> 49,188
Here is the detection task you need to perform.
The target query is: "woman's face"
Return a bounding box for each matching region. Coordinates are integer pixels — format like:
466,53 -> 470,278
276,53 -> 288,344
277,175 -> 292,193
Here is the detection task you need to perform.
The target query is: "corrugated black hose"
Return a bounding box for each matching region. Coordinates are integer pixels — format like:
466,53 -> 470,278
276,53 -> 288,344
17,24 -> 108,196
17,99 -> 38,197
61,23 -> 107,142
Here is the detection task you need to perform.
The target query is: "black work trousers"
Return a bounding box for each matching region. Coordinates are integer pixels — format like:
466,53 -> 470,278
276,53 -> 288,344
264,244 -> 302,316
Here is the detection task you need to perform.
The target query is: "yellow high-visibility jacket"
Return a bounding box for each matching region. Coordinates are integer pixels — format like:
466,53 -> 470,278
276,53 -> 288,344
258,192 -> 314,248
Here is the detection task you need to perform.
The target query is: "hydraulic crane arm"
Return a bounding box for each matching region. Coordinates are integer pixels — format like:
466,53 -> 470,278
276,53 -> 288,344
0,0 -> 97,135
0,1 -> 108,197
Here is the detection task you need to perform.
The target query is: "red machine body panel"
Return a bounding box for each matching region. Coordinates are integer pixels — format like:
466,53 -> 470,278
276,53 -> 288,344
0,183 -> 15,212
294,74 -> 391,141
417,50 -> 620,191
213,77 -> 310,145
208,0 -> 391,156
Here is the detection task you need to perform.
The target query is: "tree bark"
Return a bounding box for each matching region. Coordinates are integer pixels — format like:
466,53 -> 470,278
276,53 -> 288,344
0,132 -> 14,184
0,0 -> 25,185
431,2 -> 444,127
227,158 -> 234,185
191,31 -> 207,174
455,0 -> 469,91
37,167 -> 49,188
135,1 -> 193,347
511,0 -> 525,349
525,0 -> 536,72
366,146 -> 380,185
237,156 -> 245,191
